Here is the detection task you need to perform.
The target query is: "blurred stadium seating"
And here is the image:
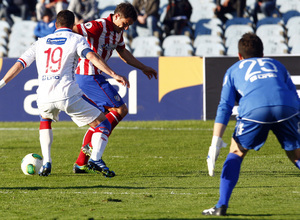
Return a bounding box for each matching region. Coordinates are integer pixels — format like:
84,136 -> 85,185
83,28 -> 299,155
163,43 -> 194,56
8,21 -> 37,58
3,0 -> 300,57
195,42 -> 225,57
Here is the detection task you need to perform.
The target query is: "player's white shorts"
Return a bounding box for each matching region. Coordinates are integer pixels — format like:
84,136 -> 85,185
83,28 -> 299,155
37,93 -> 101,127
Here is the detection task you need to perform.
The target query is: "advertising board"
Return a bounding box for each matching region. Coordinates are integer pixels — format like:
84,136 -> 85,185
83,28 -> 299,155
0,57 -> 204,121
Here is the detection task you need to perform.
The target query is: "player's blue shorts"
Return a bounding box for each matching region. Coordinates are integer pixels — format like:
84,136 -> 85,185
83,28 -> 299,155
75,74 -> 124,113
233,114 -> 300,151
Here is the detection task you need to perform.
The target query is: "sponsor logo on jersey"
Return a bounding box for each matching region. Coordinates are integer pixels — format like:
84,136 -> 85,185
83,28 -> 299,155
42,75 -> 60,80
46,38 -> 67,45
248,73 -> 277,82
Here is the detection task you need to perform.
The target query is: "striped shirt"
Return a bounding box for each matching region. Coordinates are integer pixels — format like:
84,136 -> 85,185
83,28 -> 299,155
75,14 -> 125,75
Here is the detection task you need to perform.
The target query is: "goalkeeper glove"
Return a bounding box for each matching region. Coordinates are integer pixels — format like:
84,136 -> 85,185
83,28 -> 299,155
0,79 -> 6,89
207,136 -> 227,177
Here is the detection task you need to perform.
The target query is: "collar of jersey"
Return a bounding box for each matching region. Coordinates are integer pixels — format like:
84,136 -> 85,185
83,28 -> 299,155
55,28 -> 72,33
106,14 -> 114,31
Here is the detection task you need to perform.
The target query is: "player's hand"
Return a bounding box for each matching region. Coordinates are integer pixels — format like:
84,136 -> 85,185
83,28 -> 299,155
214,5 -> 221,12
142,66 -> 157,80
113,75 -> 130,88
137,15 -> 147,25
223,0 -> 230,7
207,136 -> 227,177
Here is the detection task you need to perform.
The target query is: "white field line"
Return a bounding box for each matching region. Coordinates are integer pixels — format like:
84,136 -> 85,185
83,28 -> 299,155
0,126 -> 214,131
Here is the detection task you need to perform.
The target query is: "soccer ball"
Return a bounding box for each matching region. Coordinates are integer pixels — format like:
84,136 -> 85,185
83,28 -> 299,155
21,153 -> 43,175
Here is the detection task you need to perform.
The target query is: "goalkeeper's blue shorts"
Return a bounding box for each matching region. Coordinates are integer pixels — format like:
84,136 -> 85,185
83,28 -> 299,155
233,113 -> 300,151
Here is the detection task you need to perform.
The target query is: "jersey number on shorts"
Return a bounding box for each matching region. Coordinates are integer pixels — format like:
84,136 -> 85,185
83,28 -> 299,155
44,47 -> 63,73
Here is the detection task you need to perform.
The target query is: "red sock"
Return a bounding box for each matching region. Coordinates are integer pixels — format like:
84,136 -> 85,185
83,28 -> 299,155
75,127 -> 94,166
40,119 -> 52,129
105,110 -> 123,131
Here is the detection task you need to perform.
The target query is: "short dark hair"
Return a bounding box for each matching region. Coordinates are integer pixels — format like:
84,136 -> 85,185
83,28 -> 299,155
43,8 -> 53,18
238,33 -> 264,59
114,2 -> 137,21
56,10 -> 75,29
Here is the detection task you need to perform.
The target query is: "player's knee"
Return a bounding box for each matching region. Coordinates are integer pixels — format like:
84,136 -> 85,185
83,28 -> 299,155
108,105 -> 128,118
118,104 -> 128,117
122,105 -> 128,116
230,139 -> 248,158
295,160 -> 300,170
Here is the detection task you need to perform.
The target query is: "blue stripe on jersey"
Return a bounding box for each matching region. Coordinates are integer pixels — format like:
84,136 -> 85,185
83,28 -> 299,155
17,59 -> 26,68
54,28 -> 72,33
81,48 -> 93,58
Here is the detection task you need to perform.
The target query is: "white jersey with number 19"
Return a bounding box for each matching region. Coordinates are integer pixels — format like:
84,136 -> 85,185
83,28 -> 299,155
18,28 -> 91,104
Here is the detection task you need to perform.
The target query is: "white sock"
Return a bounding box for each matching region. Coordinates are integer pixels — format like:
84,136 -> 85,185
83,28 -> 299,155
39,129 -> 53,165
90,132 -> 108,161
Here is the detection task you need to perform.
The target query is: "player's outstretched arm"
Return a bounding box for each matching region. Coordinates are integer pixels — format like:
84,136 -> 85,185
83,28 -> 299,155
117,47 -> 157,80
86,51 -> 130,88
0,62 -> 24,89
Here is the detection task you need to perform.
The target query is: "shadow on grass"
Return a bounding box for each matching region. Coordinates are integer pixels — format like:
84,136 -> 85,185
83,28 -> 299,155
241,170 -> 300,177
4,183 -> 295,191
0,185 -> 146,190
0,184 -> 200,191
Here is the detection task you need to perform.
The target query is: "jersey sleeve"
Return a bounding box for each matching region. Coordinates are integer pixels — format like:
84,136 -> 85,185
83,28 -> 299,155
215,69 -> 237,125
76,36 -> 93,59
285,71 -> 300,103
275,60 -> 300,103
18,42 -> 36,68
77,20 -> 102,39
285,70 -> 297,91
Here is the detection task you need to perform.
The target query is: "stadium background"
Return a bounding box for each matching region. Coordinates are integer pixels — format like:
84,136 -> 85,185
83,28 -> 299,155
1,0 -> 300,121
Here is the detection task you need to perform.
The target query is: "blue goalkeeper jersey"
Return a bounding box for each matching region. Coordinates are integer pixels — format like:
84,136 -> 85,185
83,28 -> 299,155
215,57 -> 300,125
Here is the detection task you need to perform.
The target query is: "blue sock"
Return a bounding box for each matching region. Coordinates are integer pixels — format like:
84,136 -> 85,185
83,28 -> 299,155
295,160 -> 300,170
216,153 -> 243,208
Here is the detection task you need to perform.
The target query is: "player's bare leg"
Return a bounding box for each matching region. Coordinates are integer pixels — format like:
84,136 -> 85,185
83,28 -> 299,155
106,104 -> 128,127
285,148 -> 300,169
229,138 -> 248,158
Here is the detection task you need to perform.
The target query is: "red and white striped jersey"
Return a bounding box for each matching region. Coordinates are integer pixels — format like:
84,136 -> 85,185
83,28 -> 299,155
75,14 -> 126,75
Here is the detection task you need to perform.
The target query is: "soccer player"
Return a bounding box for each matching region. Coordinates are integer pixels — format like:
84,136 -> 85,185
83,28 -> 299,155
202,33 -> 300,216
0,10 -> 129,177
72,2 -> 158,174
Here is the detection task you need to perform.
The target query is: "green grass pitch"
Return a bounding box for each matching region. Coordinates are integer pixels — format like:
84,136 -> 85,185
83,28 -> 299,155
0,120 -> 299,219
